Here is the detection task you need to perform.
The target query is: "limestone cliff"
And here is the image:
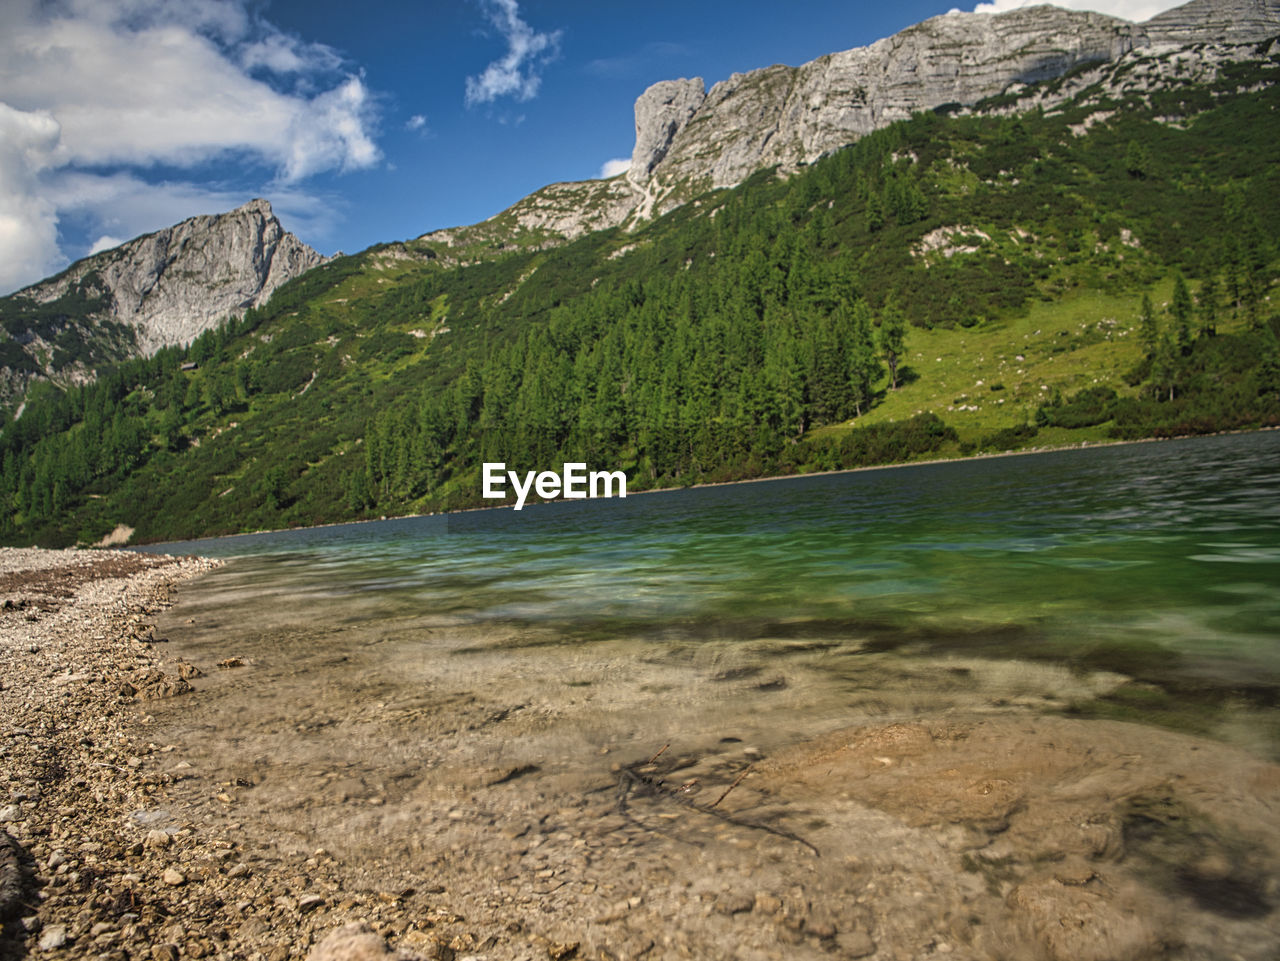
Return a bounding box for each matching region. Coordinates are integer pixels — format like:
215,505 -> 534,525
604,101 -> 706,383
629,0 -> 1279,218
432,0 -> 1278,248
8,199 -> 325,356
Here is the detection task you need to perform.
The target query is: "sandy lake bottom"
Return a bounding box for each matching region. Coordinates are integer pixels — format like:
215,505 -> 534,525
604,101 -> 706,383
139,557 -> 1280,961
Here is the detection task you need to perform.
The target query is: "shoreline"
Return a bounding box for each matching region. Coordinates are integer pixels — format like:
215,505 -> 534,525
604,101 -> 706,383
134,425 -> 1280,551
0,547 -> 501,961
3,547 -> 1280,959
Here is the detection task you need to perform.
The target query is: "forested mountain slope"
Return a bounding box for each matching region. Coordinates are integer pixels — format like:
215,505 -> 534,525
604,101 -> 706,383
0,201 -> 323,410
2,38 -> 1279,547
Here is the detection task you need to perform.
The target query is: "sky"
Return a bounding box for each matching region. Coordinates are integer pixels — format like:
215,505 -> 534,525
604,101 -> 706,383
0,0 -> 1190,295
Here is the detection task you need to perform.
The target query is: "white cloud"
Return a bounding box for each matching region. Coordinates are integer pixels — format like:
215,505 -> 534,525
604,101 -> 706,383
87,234 -> 124,255
406,114 -> 428,131
465,0 -> 562,107
599,157 -> 630,179
0,103 -> 63,292
240,33 -> 343,76
281,75 -> 380,181
972,0 -> 1185,21
0,0 -> 382,294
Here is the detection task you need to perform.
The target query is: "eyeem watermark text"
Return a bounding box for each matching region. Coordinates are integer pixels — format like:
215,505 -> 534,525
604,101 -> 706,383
482,462 -> 627,510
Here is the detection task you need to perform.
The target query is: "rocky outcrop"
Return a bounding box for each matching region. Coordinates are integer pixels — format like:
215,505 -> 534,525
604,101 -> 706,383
641,6 -> 1133,200
1143,0 -> 1280,45
462,0 -> 1278,244
417,176 -> 640,260
11,199 -> 324,355
628,0 -> 1279,217
627,78 -> 707,184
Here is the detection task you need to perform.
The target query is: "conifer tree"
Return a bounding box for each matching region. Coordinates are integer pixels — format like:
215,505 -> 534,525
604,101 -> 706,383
879,302 -> 908,390
1151,335 -> 1178,402
865,192 -> 885,233
1138,293 -> 1159,357
849,299 -> 882,416
1171,274 -> 1193,355
1198,274 -> 1219,338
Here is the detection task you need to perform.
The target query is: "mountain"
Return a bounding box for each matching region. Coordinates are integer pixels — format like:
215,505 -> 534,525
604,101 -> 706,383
0,0 -> 1277,547
0,199 -> 324,407
419,0 -> 1280,255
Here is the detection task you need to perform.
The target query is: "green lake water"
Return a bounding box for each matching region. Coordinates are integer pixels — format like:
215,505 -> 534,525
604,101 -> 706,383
144,431 -> 1280,728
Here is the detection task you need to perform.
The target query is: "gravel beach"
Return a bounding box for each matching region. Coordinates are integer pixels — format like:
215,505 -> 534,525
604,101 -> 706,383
3,548 -> 1280,961
0,549 -> 464,961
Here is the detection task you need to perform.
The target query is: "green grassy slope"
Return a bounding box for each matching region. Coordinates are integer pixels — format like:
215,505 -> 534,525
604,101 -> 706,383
3,47 -> 1279,546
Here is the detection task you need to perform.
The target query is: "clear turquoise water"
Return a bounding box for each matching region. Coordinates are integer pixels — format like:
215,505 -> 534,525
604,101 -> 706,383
142,432 -> 1280,684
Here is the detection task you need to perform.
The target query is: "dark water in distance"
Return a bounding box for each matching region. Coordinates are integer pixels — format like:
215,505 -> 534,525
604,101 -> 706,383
142,432 -> 1280,678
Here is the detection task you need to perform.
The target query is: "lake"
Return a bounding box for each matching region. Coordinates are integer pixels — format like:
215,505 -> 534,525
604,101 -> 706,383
145,431 -> 1280,707
140,431 -> 1280,960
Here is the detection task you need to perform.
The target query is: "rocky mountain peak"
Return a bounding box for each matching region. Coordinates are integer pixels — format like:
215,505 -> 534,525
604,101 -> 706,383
627,78 -> 706,185
613,0 -> 1280,220
12,198 -> 325,356
418,0 -> 1277,262
1144,0 -> 1280,43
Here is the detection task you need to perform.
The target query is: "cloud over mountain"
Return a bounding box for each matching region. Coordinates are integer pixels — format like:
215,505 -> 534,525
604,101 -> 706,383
0,0 -> 381,294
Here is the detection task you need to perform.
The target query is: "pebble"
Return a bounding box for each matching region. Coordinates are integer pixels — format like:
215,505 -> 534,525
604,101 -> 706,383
754,893 -> 782,915
836,930 -> 877,958
38,924 -> 68,951
161,867 -> 186,886
715,893 -> 755,916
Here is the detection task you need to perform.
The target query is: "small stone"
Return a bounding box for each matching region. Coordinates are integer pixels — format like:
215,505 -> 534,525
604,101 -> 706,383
836,930 -> 876,958
38,925 -> 68,951
144,830 -> 172,850
161,868 -> 185,886
152,945 -> 180,961
0,804 -> 19,821
298,894 -> 324,913
716,893 -> 755,916
754,893 -> 782,915
807,915 -> 837,939
547,943 -> 579,960
227,862 -> 250,878
47,851 -> 67,870
1053,857 -> 1096,886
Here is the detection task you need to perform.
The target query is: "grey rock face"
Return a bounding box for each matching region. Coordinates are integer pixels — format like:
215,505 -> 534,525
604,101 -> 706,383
648,5 -> 1133,198
610,0 -> 1278,223
17,198 -> 324,355
1143,0 -> 1280,45
418,0 -> 1278,248
627,78 -> 707,185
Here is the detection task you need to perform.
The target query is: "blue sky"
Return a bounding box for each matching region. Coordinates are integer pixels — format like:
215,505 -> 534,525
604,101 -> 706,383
0,0 -> 1184,294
